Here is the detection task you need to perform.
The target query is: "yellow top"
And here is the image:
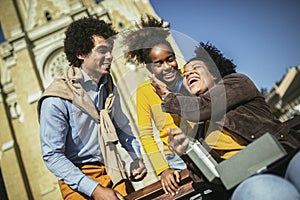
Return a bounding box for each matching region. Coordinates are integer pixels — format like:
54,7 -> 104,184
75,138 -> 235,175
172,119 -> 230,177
136,81 -> 192,175
205,128 -> 246,159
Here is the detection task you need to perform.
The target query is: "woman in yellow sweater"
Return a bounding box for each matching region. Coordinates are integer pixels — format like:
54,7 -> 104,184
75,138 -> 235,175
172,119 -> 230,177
123,15 -> 192,196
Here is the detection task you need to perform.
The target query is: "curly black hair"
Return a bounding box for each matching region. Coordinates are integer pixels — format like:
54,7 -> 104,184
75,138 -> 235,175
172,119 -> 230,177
64,17 -> 118,67
122,14 -> 174,66
186,42 -> 237,80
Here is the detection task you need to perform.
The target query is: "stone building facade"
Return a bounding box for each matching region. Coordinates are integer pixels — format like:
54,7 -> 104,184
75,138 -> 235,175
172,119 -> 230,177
266,65 -> 300,122
0,0 -> 185,199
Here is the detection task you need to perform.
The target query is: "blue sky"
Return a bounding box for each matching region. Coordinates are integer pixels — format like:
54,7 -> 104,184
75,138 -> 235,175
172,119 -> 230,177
150,0 -> 300,91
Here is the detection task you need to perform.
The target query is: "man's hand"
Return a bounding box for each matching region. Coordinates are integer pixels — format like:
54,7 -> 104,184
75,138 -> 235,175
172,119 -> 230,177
130,158 -> 147,181
92,185 -> 124,200
149,74 -> 170,99
167,128 -> 190,155
160,168 -> 181,196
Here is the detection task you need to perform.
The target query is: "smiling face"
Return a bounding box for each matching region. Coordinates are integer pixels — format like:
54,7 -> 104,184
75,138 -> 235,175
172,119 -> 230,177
149,43 -> 178,83
183,60 -> 216,95
78,35 -> 113,83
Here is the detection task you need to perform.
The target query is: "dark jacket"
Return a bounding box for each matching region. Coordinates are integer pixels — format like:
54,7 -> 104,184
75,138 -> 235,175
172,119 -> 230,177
162,73 -> 300,151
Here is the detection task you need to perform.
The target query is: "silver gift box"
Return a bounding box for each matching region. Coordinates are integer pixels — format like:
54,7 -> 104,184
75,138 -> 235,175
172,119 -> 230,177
187,132 -> 287,190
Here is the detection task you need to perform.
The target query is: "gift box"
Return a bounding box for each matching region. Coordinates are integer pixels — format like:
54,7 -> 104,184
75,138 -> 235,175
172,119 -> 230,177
187,132 -> 287,190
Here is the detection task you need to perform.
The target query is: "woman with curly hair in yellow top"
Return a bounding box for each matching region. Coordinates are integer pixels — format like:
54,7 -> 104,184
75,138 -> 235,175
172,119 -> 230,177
122,15 -> 193,196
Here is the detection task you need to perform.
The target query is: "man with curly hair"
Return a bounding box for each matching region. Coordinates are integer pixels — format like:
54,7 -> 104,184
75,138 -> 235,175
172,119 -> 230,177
38,17 -> 146,200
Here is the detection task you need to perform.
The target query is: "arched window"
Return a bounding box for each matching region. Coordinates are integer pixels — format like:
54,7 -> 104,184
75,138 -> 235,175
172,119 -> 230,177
43,49 -> 68,87
45,11 -> 52,21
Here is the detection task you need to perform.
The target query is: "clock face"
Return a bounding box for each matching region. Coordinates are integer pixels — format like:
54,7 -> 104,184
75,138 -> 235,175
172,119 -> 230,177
43,49 -> 68,87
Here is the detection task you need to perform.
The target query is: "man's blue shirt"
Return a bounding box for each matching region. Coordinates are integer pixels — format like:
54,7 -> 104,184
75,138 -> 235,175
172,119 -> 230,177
39,70 -> 141,196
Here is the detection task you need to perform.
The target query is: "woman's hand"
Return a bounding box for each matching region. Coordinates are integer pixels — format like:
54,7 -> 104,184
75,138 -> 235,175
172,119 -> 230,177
149,74 -> 170,99
160,168 -> 181,196
167,128 -> 190,155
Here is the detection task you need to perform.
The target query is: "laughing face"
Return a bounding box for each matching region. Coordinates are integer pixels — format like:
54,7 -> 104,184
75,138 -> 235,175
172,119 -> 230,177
183,60 -> 216,95
78,35 -> 113,83
149,43 -> 178,83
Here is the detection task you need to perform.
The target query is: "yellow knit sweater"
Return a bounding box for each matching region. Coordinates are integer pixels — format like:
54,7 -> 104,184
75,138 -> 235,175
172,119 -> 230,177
136,81 -> 192,175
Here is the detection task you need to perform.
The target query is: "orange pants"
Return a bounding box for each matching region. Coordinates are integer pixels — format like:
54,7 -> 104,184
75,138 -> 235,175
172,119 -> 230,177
58,164 -> 134,200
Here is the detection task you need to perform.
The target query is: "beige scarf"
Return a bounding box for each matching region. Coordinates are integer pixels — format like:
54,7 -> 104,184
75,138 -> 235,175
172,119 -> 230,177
37,66 -> 127,185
